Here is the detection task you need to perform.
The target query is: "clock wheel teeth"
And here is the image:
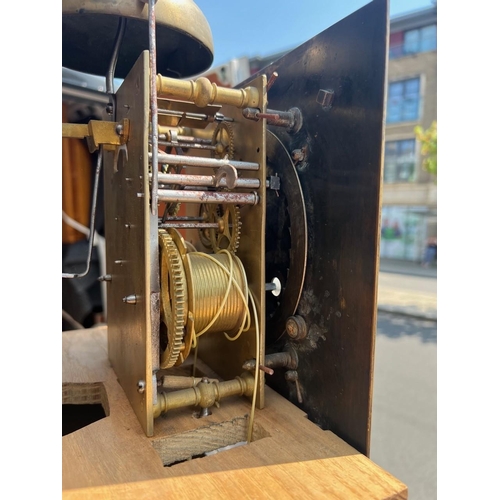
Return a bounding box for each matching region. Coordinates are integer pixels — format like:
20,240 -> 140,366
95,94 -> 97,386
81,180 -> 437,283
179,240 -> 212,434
159,230 -> 187,369
211,122 -> 235,160
207,204 -> 242,253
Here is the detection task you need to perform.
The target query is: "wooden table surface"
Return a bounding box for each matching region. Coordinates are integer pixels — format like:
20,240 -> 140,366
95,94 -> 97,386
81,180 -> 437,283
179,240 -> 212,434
62,327 -> 407,499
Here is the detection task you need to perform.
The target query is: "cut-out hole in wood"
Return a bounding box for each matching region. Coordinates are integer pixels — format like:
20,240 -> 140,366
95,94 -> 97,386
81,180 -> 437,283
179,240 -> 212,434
62,382 -> 109,436
152,416 -> 270,466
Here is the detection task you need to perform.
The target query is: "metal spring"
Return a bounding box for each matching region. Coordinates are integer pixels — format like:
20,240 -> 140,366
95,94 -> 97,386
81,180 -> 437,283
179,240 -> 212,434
186,251 -> 249,337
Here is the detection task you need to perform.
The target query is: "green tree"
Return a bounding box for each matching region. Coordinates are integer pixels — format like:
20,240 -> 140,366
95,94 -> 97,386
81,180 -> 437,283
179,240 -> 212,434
414,121 -> 437,179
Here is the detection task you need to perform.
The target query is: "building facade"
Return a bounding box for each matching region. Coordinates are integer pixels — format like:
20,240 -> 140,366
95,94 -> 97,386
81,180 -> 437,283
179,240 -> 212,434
382,6 -> 437,262
202,5 -> 438,262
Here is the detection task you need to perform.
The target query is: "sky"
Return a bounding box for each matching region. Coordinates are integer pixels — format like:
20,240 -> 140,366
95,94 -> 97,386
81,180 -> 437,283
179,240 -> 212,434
195,0 -> 435,68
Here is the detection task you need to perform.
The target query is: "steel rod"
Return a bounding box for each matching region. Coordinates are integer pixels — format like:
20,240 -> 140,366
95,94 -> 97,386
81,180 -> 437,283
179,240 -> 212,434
157,189 -> 258,205
242,107 -> 302,132
62,148 -> 103,279
158,141 -> 216,151
157,109 -> 233,123
163,216 -> 206,221
175,135 -> 213,144
157,108 -> 205,120
149,0 -> 159,216
156,134 -> 213,145
159,222 -> 220,229
106,17 -> 127,94
154,172 -> 260,189
153,152 -> 259,171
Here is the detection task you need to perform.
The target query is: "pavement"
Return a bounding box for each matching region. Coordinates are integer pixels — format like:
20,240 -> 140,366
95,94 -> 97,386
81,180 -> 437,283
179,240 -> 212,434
371,312 -> 437,500
377,258 -> 437,321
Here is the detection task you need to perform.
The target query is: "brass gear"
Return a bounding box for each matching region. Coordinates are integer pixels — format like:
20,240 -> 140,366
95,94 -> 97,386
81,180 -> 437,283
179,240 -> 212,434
198,204 -> 213,249
165,202 -> 181,218
159,229 -> 187,369
161,164 -> 182,219
211,122 -> 235,160
198,204 -> 241,253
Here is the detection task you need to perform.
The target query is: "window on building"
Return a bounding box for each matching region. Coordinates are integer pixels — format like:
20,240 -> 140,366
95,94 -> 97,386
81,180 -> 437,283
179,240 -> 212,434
384,139 -> 416,183
389,31 -> 404,58
387,78 -> 420,123
389,24 -> 437,59
404,25 -> 437,54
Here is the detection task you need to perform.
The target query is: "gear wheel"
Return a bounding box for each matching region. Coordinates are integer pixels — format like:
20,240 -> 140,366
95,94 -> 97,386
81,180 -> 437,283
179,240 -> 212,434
198,204 -> 241,253
211,122 -> 235,160
198,204 -> 213,249
159,229 -> 187,369
160,163 -> 182,220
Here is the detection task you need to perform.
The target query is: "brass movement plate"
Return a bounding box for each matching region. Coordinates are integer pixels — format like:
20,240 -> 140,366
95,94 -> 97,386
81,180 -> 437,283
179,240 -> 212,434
103,52 -> 154,436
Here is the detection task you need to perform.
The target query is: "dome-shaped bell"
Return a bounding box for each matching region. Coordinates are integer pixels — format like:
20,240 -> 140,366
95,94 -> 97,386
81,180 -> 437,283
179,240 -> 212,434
62,0 -> 214,79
